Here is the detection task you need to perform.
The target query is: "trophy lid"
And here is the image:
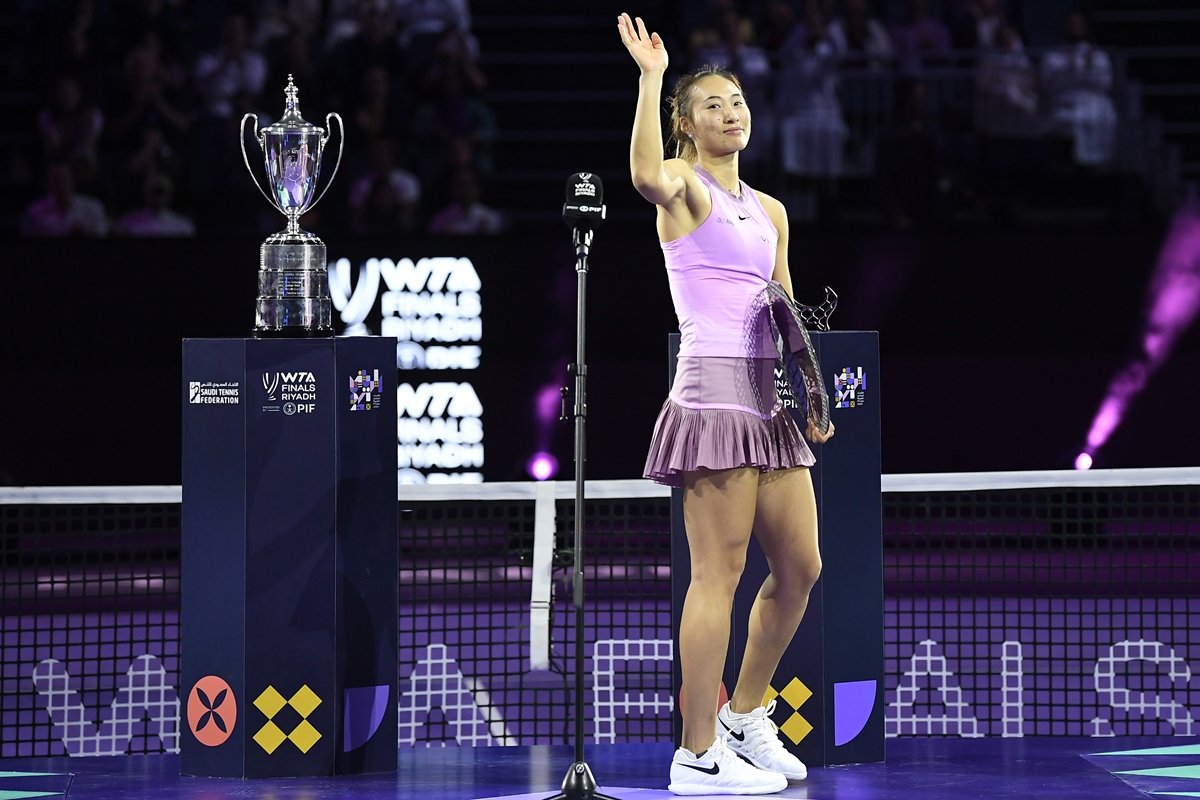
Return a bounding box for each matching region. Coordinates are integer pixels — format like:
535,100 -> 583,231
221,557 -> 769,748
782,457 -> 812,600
261,75 -> 323,136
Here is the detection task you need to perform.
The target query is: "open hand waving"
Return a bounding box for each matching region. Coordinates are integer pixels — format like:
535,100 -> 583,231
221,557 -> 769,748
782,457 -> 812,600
617,13 -> 668,74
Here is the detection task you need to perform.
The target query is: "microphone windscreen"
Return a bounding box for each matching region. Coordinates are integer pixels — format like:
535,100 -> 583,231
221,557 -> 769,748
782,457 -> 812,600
563,173 -> 606,229
565,173 -> 604,205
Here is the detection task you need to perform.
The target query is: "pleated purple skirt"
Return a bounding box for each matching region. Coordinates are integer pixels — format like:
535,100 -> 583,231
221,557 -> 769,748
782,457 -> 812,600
643,357 -> 815,488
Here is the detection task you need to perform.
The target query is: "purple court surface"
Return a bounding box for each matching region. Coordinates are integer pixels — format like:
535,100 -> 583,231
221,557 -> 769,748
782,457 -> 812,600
0,737 -> 1194,799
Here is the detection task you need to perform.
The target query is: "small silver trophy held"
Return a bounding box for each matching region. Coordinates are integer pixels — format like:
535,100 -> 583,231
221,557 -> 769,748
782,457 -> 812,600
241,75 -> 343,337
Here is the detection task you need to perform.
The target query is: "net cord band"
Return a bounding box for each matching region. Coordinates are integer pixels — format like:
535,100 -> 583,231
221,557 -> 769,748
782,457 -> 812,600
3,467 -> 1199,506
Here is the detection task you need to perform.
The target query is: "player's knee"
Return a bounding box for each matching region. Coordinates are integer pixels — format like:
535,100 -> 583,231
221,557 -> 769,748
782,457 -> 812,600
780,551 -> 822,595
799,554 -> 822,591
692,551 -> 746,597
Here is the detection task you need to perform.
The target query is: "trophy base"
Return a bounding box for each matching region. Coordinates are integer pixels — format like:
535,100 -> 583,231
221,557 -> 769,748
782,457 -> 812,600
252,326 -> 335,339
254,296 -> 334,337
255,233 -> 333,337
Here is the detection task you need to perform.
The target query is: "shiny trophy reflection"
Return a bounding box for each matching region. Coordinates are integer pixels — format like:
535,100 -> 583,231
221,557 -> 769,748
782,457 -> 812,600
241,75 -> 343,337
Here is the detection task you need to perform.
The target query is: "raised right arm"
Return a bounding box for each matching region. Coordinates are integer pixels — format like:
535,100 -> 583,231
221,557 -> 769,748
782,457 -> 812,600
618,13 -> 687,206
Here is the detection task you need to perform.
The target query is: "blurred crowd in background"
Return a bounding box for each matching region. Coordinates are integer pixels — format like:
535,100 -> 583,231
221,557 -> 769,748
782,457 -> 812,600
11,0 -> 1157,238
18,0 -> 503,238
679,0 -> 1129,228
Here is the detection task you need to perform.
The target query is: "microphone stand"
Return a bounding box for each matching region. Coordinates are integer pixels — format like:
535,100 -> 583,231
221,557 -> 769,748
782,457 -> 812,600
544,226 -> 617,800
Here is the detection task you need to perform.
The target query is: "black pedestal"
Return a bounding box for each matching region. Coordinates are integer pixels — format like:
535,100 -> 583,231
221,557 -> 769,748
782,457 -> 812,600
181,337 -> 398,777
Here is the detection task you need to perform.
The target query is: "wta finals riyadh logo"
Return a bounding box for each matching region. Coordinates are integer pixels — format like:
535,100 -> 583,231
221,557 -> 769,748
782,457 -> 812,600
350,369 -> 382,411
263,372 -> 281,401
834,367 -> 866,409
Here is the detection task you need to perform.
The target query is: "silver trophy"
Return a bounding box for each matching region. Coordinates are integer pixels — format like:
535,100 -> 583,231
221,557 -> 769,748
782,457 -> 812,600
241,75 -> 343,337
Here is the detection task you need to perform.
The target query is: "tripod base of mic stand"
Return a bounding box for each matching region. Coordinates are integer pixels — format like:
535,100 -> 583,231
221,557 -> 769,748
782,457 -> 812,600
542,762 -> 620,800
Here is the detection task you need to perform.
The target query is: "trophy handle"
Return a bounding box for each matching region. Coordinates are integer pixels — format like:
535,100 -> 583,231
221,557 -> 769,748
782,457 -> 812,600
239,113 -> 279,210
306,112 -> 344,215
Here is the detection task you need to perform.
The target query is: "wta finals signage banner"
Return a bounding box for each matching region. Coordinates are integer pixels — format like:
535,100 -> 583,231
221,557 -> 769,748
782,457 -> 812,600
329,255 -> 484,485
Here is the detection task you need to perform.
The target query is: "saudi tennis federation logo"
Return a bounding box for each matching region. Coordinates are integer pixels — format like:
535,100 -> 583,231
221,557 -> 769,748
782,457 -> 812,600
350,369 -> 381,411
834,367 -> 866,409
187,675 -> 237,747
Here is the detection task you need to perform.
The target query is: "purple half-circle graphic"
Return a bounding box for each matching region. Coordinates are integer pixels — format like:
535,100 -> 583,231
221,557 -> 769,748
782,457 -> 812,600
834,680 -> 877,746
344,685 -> 390,752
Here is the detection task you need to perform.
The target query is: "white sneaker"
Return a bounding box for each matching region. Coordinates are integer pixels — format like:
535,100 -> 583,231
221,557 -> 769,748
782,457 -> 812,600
668,735 -> 787,796
717,700 -> 808,782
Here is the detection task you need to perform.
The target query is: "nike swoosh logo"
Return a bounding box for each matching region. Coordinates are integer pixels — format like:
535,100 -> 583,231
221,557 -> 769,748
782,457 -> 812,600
720,719 -> 746,741
738,215 -> 748,220
681,762 -> 720,775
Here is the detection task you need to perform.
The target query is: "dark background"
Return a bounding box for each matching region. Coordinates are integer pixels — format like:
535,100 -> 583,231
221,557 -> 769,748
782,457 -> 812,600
3,225 -> 1197,486
4,0 -> 1199,485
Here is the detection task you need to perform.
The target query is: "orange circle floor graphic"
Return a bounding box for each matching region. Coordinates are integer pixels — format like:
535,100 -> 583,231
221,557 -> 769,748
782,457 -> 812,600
188,676 -> 237,747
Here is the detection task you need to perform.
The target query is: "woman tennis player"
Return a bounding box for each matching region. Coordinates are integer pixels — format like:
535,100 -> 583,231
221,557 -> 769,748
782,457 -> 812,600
618,12 -> 835,796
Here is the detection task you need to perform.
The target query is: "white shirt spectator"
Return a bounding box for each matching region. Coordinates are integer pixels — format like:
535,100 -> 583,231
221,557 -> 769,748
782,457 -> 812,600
195,49 -> 267,118
975,40 -> 1039,137
976,16 -> 1004,48
114,208 -> 197,237
696,44 -> 771,80
827,17 -> 893,60
1042,42 -> 1113,109
429,202 -> 504,235
196,15 -> 267,118
254,0 -> 323,47
697,42 -> 771,91
395,0 -> 474,48
775,29 -> 847,178
348,168 -> 421,210
21,193 -> 108,237
324,0 -> 365,51
1041,42 -> 1116,165
774,26 -> 835,115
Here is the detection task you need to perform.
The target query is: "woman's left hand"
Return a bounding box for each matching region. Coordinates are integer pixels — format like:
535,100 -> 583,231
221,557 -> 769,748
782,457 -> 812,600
806,418 -> 835,444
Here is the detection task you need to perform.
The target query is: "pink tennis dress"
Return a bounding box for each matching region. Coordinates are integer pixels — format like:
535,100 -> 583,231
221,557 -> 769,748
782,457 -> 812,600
643,165 -> 816,487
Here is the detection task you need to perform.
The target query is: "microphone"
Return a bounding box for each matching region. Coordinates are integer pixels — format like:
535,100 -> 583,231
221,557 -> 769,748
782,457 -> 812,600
563,173 -> 606,231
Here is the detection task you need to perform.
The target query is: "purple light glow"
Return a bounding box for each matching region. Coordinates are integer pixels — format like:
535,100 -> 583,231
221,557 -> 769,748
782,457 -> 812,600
1074,452 -> 1093,471
535,384 -> 561,424
1082,194 -> 1200,458
527,452 -> 558,481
